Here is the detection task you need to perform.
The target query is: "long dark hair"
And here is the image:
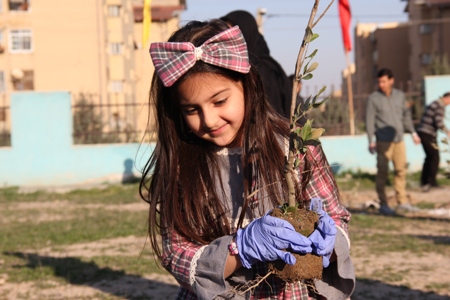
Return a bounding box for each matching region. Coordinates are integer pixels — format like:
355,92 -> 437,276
140,20 -> 316,259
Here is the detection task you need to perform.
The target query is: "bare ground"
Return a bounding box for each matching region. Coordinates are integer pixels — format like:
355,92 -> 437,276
1,187 -> 449,299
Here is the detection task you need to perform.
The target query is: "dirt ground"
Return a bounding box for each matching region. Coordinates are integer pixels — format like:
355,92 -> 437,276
0,187 -> 449,299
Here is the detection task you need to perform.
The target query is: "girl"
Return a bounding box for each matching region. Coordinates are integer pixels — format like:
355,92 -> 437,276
140,19 -> 355,299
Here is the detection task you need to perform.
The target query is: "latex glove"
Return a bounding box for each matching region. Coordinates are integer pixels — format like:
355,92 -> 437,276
236,213 -> 313,269
308,197 -> 337,268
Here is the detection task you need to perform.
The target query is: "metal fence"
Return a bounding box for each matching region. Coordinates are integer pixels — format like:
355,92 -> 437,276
0,88 -> 428,147
72,94 -> 150,145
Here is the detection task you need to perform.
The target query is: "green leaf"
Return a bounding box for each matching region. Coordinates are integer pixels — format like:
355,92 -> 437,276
305,62 -> 319,74
303,61 -> 310,75
302,73 -> 313,80
312,101 -> 325,109
314,86 -> 327,99
306,49 -> 318,59
301,120 -> 313,140
286,206 -> 297,213
310,33 -> 319,42
305,26 -> 313,42
308,128 -> 325,140
313,96 -> 330,108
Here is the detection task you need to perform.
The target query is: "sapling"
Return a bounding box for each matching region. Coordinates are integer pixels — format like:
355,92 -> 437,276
238,0 -> 335,292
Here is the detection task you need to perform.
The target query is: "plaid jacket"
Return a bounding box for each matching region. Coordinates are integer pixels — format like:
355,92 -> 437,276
161,144 -> 352,299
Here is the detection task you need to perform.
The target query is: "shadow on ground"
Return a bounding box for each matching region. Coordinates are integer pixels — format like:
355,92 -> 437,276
354,278 -> 450,300
6,252 -> 450,299
4,252 -> 179,299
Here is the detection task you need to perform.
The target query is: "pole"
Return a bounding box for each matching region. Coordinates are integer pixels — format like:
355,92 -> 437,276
256,8 -> 267,34
345,51 -> 355,135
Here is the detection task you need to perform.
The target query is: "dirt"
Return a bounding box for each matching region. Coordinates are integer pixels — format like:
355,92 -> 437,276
1,187 -> 450,299
268,207 -> 323,282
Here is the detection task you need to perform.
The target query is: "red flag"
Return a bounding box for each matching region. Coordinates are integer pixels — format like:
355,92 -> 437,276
338,0 -> 352,52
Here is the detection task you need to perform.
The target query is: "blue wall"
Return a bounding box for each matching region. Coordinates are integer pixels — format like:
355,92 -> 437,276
1,76 -> 449,187
0,92 -> 154,187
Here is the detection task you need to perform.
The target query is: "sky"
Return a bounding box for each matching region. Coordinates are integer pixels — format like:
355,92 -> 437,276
180,0 -> 409,96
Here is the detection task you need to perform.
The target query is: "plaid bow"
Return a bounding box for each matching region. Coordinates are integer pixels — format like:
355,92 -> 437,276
150,26 -> 251,87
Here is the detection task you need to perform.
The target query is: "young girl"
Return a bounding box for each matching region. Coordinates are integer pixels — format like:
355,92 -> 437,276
140,19 -> 355,299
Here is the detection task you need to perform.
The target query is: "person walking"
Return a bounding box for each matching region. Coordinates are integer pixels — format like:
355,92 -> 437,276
365,68 -> 421,215
417,92 -> 450,192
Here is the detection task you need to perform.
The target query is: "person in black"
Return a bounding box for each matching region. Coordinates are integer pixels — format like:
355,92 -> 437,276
417,92 -> 450,192
221,10 -> 292,118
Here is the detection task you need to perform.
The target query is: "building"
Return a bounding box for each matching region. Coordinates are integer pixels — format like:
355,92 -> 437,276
354,22 -> 411,96
406,0 -> 450,85
353,0 -> 450,97
0,0 -> 185,144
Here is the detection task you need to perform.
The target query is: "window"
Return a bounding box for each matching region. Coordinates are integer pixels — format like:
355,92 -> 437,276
419,24 -> 433,35
8,0 -> 29,11
109,81 -> 123,93
0,71 -> 5,93
0,31 -> 4,53
110,43 -> 122,55
421,53 -> 431,65
9,29 -> 32,52
12,70 -> 34,90
372,50 -> 378,62
108,5 -> 120,17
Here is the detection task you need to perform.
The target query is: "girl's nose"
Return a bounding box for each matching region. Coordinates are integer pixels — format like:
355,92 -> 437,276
201,109 -> 217,130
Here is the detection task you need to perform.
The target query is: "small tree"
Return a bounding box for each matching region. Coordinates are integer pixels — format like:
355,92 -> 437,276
73,93 -> 104,144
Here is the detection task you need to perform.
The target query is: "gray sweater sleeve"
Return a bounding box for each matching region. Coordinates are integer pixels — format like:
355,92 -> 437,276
192,235 -> 233,299
314,228 -> 356,300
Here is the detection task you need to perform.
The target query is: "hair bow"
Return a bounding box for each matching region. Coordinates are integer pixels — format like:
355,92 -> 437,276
150,26 -> 251,87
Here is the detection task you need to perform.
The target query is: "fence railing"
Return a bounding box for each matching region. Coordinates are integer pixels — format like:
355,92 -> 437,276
72,97 -> 151,145
0,88 -> 427,147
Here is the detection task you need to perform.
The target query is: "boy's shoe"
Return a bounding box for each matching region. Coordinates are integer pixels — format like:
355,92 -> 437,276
421,184 -> 431,192
379,205 -> 395,216
395,203 -> 420,213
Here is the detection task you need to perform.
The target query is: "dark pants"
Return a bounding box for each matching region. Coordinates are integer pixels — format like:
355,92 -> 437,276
418,131 -> 440,186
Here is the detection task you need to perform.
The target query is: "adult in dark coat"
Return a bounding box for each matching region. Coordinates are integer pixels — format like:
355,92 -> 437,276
221,10 -> 292,118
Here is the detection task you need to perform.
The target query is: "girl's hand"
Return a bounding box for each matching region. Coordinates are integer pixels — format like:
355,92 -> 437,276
236,213 -> 312,269
308,197 -> 337,268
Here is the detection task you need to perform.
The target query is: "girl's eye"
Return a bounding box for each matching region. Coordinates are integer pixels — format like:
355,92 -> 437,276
184,108 -> 197,115
215,99 -> 227,106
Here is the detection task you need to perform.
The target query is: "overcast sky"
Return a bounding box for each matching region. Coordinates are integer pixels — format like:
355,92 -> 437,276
180,0 -> 408,96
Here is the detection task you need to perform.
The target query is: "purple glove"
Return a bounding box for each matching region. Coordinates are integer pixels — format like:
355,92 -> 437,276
308,197 -> 337,268
236,213 -> 313,269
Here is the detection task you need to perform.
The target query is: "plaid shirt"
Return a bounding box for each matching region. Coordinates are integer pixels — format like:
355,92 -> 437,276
161,144 -> 351,299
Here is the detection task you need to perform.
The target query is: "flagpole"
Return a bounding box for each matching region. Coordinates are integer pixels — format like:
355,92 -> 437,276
345,50 -> 355,135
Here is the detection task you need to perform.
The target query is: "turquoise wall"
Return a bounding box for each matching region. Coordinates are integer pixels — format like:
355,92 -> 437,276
0,92 -> 154,187
1,77 -> 449,187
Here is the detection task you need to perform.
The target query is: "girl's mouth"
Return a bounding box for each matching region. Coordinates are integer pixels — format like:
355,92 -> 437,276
208,124 -> 227,136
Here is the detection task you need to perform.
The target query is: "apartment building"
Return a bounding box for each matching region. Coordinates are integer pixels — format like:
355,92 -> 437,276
0,0 -> 185,143
406,0 -> 450,85
353,0 -> 450,96
354,22 -> 410,96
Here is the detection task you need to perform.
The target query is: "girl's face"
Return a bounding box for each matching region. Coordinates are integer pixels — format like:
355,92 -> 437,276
177,72 -> 245,148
